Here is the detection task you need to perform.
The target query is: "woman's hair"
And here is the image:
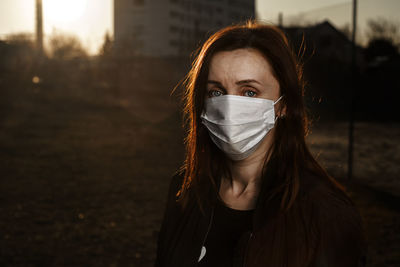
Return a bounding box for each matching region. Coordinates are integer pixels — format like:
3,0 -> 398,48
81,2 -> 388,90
178,21 -> 340,210
175,20 -> 365,267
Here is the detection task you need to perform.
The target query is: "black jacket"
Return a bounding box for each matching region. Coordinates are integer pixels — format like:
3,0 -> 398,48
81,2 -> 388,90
155,171 -> 367,267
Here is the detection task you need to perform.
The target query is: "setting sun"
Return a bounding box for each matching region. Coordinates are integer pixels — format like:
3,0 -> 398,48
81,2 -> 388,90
43,0 -> 88,24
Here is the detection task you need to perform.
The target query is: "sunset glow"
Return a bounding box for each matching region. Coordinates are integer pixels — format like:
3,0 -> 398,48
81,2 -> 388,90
43,0 -> 88,24
0,0 -> 399,55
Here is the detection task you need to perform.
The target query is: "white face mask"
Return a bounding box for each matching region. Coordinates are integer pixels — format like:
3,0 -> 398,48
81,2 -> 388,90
200,95 -> 283,161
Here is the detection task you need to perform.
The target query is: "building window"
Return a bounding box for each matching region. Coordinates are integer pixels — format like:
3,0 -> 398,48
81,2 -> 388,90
133,25 -> 144,35
169,40 -> 179,47
133,0 -> 144,6
169,26 -> 179,33
169,10 -> 183,20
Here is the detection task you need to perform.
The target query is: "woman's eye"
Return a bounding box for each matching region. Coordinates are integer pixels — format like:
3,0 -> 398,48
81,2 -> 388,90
208,90 -> 223,97
244,90 -> 257,97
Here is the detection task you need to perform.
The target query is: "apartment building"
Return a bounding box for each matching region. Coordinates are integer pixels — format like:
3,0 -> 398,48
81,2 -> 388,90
114,0 -> 255,56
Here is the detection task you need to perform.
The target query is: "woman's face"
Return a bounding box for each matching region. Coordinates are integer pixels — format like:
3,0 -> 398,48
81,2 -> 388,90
205,48 -> 284,162
206,48 -> 281,102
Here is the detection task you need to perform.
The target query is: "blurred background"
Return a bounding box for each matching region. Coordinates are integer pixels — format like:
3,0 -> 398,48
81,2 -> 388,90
0,0 -> 399,266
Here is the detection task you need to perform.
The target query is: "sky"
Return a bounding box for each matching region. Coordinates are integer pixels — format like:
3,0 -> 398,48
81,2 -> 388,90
0,0 -> 399,54
258,0 -> 400,45
0,0 -> 113,54
258,0 -> 350,20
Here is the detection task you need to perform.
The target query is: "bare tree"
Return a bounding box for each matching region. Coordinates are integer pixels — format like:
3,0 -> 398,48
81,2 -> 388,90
365,17 -> 400,46
48,31 -> 88,60
98,32 -> 113,57
3,33 -> 36,72
5,33 -> 34,48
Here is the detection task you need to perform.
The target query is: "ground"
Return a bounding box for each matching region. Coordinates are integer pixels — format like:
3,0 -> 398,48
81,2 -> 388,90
0,67 -> 399,266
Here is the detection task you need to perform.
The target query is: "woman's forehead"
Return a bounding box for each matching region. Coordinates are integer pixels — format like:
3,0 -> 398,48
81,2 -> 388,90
208,48 -> 277,85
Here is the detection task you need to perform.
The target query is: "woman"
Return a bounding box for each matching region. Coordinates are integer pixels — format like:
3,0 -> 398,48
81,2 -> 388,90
155,21 -> 367,267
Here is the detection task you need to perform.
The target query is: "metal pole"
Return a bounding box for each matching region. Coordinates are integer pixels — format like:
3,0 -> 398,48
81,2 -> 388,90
348,0 -> 357,180
36,0 -> 43,55
278,12 -> 283,27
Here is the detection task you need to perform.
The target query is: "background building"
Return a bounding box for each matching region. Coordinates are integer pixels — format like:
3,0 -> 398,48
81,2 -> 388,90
114,0 -> 255,57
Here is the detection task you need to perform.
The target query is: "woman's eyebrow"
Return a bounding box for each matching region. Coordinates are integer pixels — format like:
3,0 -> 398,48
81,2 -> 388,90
207,80 -> 222,86
236,79 -> 261,85
207,79 -> 261,86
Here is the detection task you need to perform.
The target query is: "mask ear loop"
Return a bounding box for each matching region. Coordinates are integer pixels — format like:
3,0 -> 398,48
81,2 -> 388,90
273,95 -> 284,105
273,95 -> 285,122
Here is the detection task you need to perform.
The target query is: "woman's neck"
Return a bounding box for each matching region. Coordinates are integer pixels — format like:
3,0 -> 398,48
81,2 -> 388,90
218,129 -> 275,210
229,128 -> 275,187
219,154 -> 265,210
229,154 -> 265,189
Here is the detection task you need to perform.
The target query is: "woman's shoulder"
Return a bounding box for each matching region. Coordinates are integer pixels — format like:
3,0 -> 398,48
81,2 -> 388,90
297,170 -> 365,236
299,169 -> 354,207
298,170 -> 367,266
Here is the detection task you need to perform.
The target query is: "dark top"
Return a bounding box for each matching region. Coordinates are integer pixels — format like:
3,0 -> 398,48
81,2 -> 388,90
197,199 -> 254,266
155,170 -> 367,267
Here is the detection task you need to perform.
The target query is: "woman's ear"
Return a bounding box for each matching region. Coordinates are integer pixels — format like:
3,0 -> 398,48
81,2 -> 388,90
280,104 -> 286,117
276,100 -> 286,118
